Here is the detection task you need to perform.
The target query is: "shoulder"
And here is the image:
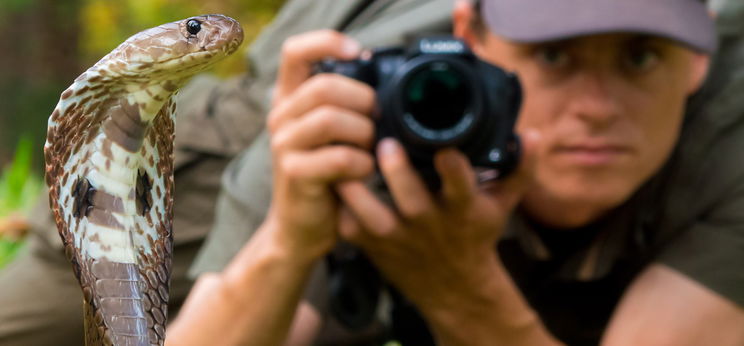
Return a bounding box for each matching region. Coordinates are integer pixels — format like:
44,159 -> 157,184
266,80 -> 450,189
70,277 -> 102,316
174,74 -> 267,167
603,264 -> 744,346
646,34 -> 744,308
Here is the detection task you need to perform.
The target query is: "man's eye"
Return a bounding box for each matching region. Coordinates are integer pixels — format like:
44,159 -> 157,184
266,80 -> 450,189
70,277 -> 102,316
625,48 -> 659,72
536,47 -> 569,68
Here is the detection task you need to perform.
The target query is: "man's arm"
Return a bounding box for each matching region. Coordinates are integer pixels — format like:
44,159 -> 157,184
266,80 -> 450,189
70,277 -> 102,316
166,222 -> 317,346
603,264 -> 744,346
167,30 -> 370,345
407,260 -> 744,346
336,134 -> 564,346
410,252 -> 563,346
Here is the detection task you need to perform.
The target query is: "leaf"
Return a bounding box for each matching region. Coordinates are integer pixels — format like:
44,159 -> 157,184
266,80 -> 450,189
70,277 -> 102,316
0,0 -> 36,16
0,135 -> 42,220
0,239 -> 24,269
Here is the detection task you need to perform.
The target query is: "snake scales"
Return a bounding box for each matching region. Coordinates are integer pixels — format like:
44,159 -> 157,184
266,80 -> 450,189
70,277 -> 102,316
44,15 -> 243,345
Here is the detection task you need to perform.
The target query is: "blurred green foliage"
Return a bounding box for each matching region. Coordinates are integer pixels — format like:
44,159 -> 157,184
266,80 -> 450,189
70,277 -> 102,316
0,137 -> 42,218
0,241 -> 24,269
0,0 -> 35,13
0,136 -> 43,268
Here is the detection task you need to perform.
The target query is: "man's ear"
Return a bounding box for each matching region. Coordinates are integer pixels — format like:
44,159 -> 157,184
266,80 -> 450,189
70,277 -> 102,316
453,0 -> 481,50
688,53 -> 710,95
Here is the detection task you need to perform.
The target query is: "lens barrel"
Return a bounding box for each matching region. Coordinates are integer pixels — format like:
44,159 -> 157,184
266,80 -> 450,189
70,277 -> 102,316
383,55 -> 483,147
402,61 -> 472,131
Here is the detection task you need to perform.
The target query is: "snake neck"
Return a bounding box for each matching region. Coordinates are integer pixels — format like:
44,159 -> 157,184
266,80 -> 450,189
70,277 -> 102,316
81,258 -> 152,345
83,298 -> 105,346
78,91 -> 175,264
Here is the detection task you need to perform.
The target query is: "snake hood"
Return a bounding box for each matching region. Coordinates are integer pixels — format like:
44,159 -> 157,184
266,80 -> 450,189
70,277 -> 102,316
44,15 -> 242,345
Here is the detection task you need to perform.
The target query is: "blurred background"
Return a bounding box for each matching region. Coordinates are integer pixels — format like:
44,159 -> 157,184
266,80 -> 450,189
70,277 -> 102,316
0,0 -> 285,264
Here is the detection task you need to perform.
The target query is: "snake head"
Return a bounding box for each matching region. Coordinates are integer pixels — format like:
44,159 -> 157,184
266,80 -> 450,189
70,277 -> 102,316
179,14 -> 245,56
99,14 -> 244,83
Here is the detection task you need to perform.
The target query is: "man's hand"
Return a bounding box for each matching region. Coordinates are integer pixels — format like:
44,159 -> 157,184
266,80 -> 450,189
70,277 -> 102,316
264,30 -> 376,263
336,135 -> 537,308
335,133 -> 559,345
170,31 -> 379,346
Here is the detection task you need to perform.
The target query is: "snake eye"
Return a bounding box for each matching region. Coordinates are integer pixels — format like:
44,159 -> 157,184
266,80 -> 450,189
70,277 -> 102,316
186,19 -> 201,35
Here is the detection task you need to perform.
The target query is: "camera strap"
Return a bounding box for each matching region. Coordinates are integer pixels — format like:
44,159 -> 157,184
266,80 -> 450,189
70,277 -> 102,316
336,0 -> 375,32
336,0 -> 399,32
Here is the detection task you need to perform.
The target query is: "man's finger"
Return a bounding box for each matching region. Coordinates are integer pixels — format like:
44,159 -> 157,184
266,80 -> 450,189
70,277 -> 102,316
279,146 -> 374,185
271,105 -> 374,152
434,148 -> 477,211
268,74 -> 375,133
336,181 -> 399,239
337,206 -> 365,244
376,138 -> 435,220
274,30 -> 362,105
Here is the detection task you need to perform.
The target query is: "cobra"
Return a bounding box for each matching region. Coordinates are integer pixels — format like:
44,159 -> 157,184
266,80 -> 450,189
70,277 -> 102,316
44,15 -> 243,345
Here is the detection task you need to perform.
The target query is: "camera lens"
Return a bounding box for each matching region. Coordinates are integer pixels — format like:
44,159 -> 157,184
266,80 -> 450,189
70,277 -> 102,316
402,62 -> 472,131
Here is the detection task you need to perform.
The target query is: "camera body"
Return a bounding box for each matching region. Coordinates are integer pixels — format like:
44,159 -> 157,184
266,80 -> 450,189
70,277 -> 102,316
319,37 -> 525,330
316,36 -> 523,185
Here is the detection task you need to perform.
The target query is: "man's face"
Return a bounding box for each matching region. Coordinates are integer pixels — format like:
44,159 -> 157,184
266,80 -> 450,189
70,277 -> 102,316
468,32 -> 707,227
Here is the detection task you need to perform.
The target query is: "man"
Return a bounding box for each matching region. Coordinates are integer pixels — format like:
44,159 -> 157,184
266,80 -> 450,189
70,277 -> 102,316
169,0 -> 744,345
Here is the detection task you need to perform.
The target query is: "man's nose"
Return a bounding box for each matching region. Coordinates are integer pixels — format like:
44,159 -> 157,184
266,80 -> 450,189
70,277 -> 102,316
570,73 -> 621,130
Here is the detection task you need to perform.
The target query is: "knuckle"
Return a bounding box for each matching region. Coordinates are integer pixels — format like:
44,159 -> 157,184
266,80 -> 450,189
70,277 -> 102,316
359,154 -> 375,173
270,131 -> 291,154
339,223 -> 362,243
304,76 -> 333,103
375,218 -> 400,238
306,74 -> 344,100
317,29 -> 345,43
330,148 -> 356,171
266,110 -> 282,133
311,105 -> 340,127
280,36 -> 302,60
405,204 -> 432,221
449,194 -> 473,211
332,147 -> 368,176
360,120 -> 375,145
304,106 -> 340,142
279,154 -> 302,179
358,86 -> 376,111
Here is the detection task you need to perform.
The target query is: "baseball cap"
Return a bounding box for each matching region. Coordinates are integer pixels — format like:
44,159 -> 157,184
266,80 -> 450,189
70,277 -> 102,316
480,0 -> 717,53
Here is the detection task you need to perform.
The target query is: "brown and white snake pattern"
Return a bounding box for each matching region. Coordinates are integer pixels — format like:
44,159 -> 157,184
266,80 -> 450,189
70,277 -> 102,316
44,15 -> 243,345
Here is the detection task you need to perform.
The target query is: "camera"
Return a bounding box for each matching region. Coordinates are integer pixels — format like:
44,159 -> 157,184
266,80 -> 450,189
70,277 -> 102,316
318,36 -> 524,332
316,36 -> 522,186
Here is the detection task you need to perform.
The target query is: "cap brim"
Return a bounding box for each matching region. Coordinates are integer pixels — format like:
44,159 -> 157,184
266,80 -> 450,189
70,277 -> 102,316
482,0 -> 717,53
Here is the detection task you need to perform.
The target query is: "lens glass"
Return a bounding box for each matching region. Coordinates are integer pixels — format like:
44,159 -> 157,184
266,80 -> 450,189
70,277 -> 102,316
403,62 -> 471,131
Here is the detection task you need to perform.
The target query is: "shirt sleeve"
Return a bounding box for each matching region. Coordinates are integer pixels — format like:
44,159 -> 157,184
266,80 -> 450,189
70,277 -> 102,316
657,174 -> 744,308
187,131 -> 273,277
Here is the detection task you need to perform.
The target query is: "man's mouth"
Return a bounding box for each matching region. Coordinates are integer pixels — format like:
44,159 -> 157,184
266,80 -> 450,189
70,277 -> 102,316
553,142 -> 633,166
